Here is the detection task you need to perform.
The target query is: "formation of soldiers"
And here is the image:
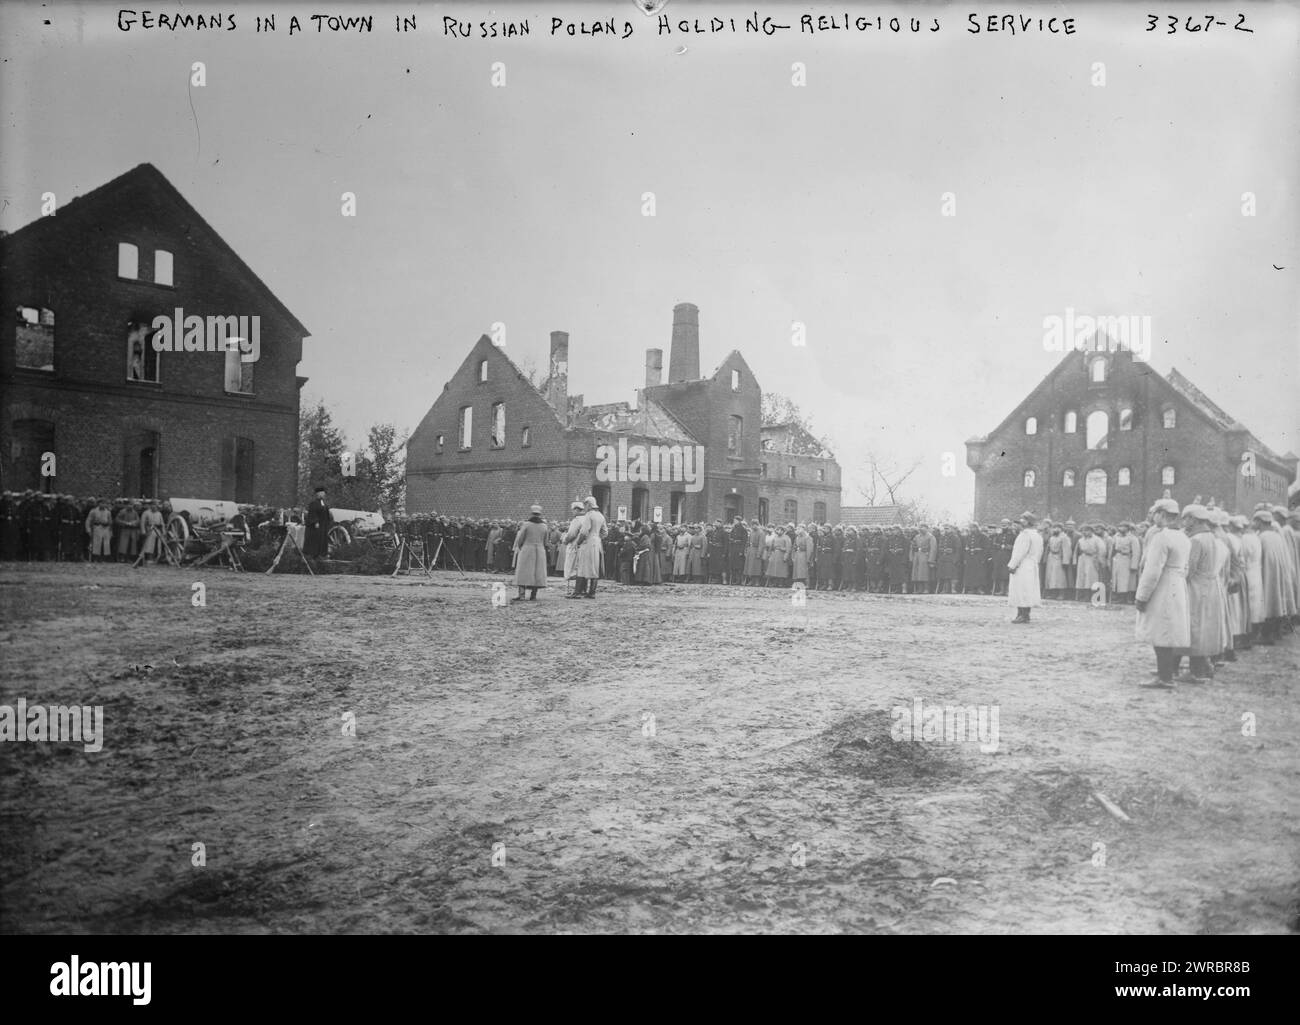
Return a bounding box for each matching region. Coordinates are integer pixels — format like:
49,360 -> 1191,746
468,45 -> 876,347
0,490 -> 169,563
1131,500 -> 1300,686
392,512 -> 1152,596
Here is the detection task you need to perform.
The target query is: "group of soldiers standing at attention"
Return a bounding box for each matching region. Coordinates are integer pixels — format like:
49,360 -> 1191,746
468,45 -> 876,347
0,490 -> 168,563
412,510 -> 1227,598
1129,500 -> 1300,687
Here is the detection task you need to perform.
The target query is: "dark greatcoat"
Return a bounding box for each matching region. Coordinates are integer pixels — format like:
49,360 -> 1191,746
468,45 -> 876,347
304,497 -> 331,557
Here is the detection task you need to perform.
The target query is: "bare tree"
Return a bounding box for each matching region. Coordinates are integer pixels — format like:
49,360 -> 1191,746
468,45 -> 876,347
860,447 -> 922,506
516,354 -> 540,389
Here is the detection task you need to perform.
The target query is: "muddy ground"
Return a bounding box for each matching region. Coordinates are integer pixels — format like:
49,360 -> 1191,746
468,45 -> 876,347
1,562 -> 1297,934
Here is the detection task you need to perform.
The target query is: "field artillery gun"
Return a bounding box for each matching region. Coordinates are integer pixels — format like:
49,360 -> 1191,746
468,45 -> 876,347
162,498 -> 389,566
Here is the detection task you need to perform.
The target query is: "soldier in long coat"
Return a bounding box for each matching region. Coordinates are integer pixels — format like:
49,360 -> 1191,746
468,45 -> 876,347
791,526 -> 813,584
570,497 -> 607,599
840,527 -> 859,591
1210,509 -> 1242,661
888,527 -> 910,593
1134,498 -> 1191,687
114,501 -> 141,562
1074,525 -> 1105,602
728,518 -> 748,584
632,527 -> 656,584
935,526 -> 962,593
54,495 -> 81,561
1110,524 -> 1139,603
866,527 -> 887,592
766,527 -> 792,585
303,487 -> 331,558
817,526 -> 836,591
604,521 -> 623,582
511,505 -> 549,602
1280,507 -> 1300,625
962,525 -> 989,594
669,527 -> 688,581
85,499 -> 113,563
1253,508 -> 1292,643
993,520 -> 1015,595
139,500 -> 165,562
1044,526 -> 1068,598
910,527 -> 936,594
0,492 -> 19,560
561,502 -> 585,592
1224,515 -> 1252,649
1061,520 -> 1078,592
1007,512 -> 1044,623
1239,514 -> 1263,638
1181,504 -> 1226,679
744,519 -> 765,584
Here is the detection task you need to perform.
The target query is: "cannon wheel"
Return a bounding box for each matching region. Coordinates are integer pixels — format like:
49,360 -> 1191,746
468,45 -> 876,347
327,524 -> 350,556
165,512 -> 190,544
164,513 -> 190,563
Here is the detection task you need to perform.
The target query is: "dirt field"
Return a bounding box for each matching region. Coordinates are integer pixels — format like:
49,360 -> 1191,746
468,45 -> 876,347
1,562 -> 1297,934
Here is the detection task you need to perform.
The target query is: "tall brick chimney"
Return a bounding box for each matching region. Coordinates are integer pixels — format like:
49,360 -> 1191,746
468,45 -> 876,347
547,331 -> 569,421
668,302 -> 699,383
645,348 -> 663,389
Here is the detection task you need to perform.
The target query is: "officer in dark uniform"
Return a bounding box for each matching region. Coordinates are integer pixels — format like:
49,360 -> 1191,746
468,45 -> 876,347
814,526 -> 833,590
963,524 -> 988,593
994,519 -> 1016,595
605,520 -> 623,581
303,486 -> 332,558
728,517 -> 748,585
0,492 -> 21,560
57,494 -> 83,561
707,520 -> 727,583
887,527 -> 910,593
840,526 -> 858,591
863,526 -> 882,592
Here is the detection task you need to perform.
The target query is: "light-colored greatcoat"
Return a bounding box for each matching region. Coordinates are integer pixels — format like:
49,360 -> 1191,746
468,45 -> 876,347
1222,531 -> 1249,638
1184,530 -> 1226,656
512,519 -> 549,588
576,509 -> 607,579
1241,529 -> 1264,625
1074,535 -> 1103,591
1045,534 -> 1067,590
562,515 -> 584,580
1134,527 -> 1191,647
766,532 -> 791,579
1257,527 -> 1292,620
1111,534 -> 1138,593
744,526 -> 766,577
1006,527 -> 1043,608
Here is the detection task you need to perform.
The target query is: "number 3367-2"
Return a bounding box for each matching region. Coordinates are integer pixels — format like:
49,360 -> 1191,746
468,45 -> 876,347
1146,14 -> 1253,33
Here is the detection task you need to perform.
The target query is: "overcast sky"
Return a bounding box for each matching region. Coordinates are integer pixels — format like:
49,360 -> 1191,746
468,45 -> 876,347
3,1 -> 1297,516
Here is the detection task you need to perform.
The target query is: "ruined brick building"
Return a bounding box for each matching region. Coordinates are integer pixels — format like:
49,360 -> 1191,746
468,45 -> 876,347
406,303 -> 842,524
966,340 -> 1296,523
1,163 -> 309,505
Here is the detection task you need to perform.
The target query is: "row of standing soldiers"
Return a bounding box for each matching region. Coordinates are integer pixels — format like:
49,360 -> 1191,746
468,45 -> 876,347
406,513 -> 1030,593
1,491 -> 167,562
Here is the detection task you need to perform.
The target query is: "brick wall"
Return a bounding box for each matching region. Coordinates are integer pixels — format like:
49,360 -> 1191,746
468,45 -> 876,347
758,450 -> 840,524
967,349 -> 1296,521
1,165 -> 304,505
645,351 -> 762,522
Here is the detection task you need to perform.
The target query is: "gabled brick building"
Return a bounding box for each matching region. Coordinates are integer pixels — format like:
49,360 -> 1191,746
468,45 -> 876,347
1,163 -> 309,504
965,340 -> 1296,523
406,302 -> 842,523
758,423 -> 841,525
